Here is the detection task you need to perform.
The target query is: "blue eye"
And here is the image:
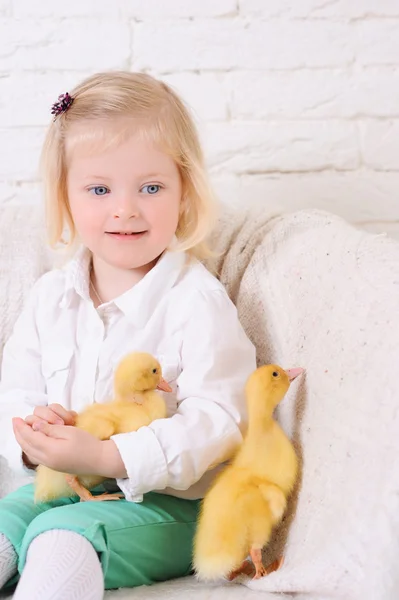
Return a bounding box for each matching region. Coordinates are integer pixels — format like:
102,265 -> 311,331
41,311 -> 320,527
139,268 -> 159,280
141,184 -> 161,195
89,186 -> 109,196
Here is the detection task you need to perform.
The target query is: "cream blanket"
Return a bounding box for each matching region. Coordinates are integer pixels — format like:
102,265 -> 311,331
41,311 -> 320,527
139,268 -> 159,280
0,204 -> 398,600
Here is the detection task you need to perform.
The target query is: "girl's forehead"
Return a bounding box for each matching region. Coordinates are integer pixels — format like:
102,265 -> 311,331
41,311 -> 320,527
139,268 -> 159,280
64,117 -> 171,162
65,125 -> 180,179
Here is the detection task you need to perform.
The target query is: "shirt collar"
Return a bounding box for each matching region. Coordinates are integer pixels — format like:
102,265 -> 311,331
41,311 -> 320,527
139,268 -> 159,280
60,246 -> 92,309
114,250 -> 187,327
60,246 -> 188,327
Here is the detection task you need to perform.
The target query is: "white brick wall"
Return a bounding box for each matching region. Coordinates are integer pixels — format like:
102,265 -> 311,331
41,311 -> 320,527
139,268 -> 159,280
1,0 -> 398,238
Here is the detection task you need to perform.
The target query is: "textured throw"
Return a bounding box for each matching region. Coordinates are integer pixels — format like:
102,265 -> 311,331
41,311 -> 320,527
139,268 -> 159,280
0,204 -> 398,600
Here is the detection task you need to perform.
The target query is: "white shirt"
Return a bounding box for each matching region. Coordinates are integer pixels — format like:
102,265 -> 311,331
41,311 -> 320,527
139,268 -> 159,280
0,248 -> 256,502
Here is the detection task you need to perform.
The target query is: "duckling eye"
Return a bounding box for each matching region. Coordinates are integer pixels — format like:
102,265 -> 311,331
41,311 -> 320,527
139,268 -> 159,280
272,371 -> 279,378
152,368 -> 158,374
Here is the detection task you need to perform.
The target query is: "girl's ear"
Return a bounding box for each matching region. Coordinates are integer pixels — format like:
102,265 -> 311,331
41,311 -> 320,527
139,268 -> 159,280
179,194 -> 188,215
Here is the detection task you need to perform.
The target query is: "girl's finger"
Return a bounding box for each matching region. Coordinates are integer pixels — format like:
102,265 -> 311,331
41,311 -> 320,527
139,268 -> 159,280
25,415 -> 47,427
13,420 -> 46,466
14,418 -> 47,448
33,406 -> 64,425
49,404 -> 77,426
13,424 -> 33,455
33,422 -> 68,439
12,417 -> 26,429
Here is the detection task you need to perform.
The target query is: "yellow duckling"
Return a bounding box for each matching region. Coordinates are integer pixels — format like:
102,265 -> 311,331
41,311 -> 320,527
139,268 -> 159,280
34,352 -> 171,503
193,364 -> 304,581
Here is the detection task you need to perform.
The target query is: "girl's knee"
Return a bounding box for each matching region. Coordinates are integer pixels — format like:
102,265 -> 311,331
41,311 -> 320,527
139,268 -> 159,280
23,506 -> 66,540
21,507 -> 85,560
21,506 -> 107,566
20,520 -> 103,574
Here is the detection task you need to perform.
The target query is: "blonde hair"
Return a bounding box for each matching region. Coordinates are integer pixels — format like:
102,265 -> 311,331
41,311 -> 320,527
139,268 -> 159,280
41,71 -> 217,260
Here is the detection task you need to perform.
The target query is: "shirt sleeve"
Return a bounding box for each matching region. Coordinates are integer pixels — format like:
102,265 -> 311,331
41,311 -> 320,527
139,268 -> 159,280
0,280 -> 49,475
112,289 -> 257,502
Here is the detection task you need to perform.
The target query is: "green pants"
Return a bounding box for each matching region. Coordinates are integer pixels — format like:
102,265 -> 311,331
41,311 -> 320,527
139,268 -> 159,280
0,484 -> 199,590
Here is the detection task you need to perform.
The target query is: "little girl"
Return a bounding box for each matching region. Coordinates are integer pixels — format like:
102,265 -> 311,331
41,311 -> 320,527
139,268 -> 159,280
0,72 -> 256,599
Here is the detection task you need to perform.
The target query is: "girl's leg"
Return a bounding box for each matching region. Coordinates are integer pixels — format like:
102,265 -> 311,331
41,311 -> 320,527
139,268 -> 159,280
13,529 -> 103,600
19,490 -> 200,590
0,533 -> 17,588
0,483 -> 75,589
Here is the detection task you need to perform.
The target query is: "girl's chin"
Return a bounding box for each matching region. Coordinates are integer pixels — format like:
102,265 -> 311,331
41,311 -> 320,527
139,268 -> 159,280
95,251 -> 161,272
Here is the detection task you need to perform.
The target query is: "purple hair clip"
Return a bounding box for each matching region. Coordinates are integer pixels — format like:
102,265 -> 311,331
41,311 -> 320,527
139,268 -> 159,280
51,93 -> 73,120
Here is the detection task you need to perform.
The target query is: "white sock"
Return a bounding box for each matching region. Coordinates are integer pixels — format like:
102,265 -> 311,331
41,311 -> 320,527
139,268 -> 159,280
14,529 -> 104,600
0,532 -> 17,589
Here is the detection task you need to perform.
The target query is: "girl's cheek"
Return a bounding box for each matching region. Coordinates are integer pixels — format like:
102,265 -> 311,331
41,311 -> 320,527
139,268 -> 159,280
73,211 -> 104,239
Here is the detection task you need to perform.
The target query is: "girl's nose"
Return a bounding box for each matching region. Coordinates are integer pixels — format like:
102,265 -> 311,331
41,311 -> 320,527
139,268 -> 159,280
112,196 -> 139,219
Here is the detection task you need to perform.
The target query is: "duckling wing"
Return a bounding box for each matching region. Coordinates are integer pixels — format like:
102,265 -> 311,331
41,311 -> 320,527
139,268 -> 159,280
112,405 -> 152,434
76,404 -> 116,440
112,394 -> 167,434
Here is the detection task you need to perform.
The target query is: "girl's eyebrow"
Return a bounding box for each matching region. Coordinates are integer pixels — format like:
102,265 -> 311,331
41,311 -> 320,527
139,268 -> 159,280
138,174 -> 173,182
81,175 -> 113,181
80,173 -> 168,181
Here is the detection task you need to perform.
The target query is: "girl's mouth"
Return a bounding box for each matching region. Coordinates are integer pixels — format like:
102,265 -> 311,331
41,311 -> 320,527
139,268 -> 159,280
106,231 -> 148,240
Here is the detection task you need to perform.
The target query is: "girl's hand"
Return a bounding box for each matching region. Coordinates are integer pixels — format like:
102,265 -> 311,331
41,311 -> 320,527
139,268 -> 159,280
24,404 -> 77,429
12,418 -> 126,478
13,418 -> 102,475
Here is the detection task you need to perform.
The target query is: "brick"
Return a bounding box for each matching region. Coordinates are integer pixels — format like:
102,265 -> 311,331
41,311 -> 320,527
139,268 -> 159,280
14,0 -> 236,18
13,0 -> 128,17
348,68 -> 399,117
133,20 -> 354,71
356,20 -> 399,66
0,19 -> 130,71
0,129 -> 44,180
230,70 -> 353,119
158,72 -> 228,121
128,0 -> 237,18
210,171 -> 399,223
203,121 -> 359,173
360,120 -> 399,170
230,68 -> 399,119
134,21 -> 237,71
239,0 -> 399,18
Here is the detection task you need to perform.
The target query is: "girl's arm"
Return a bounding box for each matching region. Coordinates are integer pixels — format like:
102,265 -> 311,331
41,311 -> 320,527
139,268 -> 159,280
0,279 -> 49,474
111,289 -> 257,502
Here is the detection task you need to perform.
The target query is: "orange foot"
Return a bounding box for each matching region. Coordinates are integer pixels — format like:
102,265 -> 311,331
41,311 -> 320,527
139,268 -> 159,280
228,554 -> 284,581
83,492 -> 124,502
65,475 -> 124,502
227,560 -> 255,581
250,548 -> 284,580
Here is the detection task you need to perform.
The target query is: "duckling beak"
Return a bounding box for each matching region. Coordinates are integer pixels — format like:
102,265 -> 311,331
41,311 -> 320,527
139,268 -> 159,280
157,378 -> 172,393
286,368 -> 305,382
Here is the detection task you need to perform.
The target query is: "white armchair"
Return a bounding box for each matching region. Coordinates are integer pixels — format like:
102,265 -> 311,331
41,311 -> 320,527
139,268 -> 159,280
1,204 -> 398,600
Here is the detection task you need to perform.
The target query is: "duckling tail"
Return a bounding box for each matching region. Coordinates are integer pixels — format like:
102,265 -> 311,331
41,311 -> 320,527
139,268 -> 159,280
193,514 -> 248,581
34,465 -> 74,503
